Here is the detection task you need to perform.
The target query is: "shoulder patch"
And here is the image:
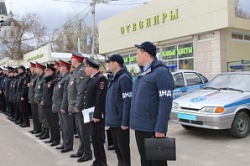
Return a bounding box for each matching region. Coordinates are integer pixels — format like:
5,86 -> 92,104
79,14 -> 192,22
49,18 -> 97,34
99,82 -> 105,89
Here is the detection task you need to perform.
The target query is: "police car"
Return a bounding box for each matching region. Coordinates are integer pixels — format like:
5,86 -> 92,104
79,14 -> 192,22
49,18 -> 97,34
170,72 -> 250,138
171,69 -> 208,99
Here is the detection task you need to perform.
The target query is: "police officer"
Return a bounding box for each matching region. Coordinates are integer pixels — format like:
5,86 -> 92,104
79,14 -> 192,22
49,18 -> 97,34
16,65 -> 31,127
105,54 -> 132,166
0,67 -> 6,114
131,41 -> 174,166
28,62 -> 42,134
84,57 -> 108,166
9,68 -> 19,123
34,62 -> 49,139
53,59 -> 74,153
42,63 -> 60,146
5,67 -> 15,119
68,50 -> 92,162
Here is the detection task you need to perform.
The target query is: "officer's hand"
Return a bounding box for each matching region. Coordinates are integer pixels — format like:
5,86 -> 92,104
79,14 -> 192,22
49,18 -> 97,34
21,97 -> 24,101
121,126 -> 128,130
27,83 -> 30,87
41,101 -> 44,105
155,132 -> 165,138
92,118 -> 100,123
74,108 -> 80,113
60,109 -> 66,113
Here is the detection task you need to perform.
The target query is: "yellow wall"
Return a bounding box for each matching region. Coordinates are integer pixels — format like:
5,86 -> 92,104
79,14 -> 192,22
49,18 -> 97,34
99,0 -> 229,54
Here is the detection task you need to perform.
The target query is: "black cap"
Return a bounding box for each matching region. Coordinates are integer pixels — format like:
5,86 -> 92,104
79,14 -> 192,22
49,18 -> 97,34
46,63 -> 56,72
135,41 -> 157,56
85,57 -> 100,69
18,65 -> 26,71
105,54 -> 124,65
14,67 -> 18,73
7,66 -> 14,72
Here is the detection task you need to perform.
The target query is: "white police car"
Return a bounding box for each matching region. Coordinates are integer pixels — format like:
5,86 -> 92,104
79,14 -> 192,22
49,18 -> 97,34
171,70 -> 208,99
170,72 -> 250,138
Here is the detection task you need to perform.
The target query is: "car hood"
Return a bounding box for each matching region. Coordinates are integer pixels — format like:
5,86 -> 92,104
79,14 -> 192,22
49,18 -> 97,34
175,90 -> 250,109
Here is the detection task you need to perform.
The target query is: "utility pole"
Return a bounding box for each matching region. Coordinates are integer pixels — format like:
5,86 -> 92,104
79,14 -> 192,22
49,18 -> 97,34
78,18 -> 82,53
91,0 -> 96,57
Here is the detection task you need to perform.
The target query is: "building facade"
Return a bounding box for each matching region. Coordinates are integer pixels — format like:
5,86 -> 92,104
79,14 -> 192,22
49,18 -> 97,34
99,0 -> 250,78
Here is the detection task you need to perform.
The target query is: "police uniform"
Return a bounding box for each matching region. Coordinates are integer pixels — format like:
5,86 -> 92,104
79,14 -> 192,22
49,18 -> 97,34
83,57 -> 108,166
0,67 -> 6,113
42,63 -> 60,146
5,67 -> 15,118
52,59 -> 74,152
9,68 -> 19,122
28,62 -> 42,134
16,66 -> 31,127
68,50 -> 92,160
34,62 -> 49,139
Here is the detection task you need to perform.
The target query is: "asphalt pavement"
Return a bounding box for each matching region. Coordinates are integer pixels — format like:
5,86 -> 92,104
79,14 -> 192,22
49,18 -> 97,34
1,113 -> 250,166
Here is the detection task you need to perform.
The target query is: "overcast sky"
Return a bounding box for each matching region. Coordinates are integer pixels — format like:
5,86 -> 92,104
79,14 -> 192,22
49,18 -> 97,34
5,0 -> 151,30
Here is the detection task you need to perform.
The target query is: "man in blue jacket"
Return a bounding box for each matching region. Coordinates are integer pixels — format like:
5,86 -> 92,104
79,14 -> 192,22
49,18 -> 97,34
131,41 -> 174,166
105,54 -> 132,166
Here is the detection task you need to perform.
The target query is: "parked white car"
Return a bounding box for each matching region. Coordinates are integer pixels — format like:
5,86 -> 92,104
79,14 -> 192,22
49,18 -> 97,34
170,72 -> 250,138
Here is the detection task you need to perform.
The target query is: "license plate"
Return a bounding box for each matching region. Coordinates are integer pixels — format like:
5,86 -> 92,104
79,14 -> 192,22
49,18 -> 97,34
177,113 -> 196,121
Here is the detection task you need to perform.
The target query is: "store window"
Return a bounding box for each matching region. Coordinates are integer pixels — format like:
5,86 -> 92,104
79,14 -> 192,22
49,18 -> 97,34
123,54 -> 129,65
162,43 -> 194,70
129,53 -> 137,64
244,35 -> 250,41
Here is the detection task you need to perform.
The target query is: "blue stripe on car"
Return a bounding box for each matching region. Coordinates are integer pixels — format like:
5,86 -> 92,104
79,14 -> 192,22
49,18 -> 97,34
224,98 -> 250,108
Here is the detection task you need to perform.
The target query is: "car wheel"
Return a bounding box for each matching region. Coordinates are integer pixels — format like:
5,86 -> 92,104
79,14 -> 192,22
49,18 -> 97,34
229,112 -> 250,138
181,124 -> 194,130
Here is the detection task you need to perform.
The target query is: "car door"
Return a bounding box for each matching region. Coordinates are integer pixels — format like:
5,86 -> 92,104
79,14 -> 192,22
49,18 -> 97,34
183,72 -> 207,93
173,72 -> 186,99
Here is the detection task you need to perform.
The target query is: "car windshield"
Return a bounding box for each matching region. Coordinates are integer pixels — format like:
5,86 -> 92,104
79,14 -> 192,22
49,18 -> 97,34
205,73 -> 250,92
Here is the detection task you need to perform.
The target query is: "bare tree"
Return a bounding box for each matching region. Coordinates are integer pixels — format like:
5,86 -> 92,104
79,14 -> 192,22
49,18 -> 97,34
235,0 -> 250,19
1,12 -> 49,60
51,11 -> 99,54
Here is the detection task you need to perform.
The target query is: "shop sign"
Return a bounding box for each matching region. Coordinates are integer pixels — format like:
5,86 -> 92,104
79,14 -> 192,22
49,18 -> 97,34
121,9 -> 179,35
27,54 -> 43,62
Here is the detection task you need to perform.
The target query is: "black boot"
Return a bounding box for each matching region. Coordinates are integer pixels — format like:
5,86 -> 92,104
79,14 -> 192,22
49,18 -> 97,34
36,127 -> 45,137
15,118 -> 23,125
39,128 -> 49,140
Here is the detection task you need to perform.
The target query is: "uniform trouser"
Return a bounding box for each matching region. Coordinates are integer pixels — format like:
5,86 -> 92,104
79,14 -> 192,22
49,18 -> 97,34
74,112 -> 92,157
90,120 -> 107,166
31,103 -> 42,131
110,127 -> 131,166
7,101 -> 15,117
106,128 -> 114,147
19,100 -> 29,122
37,103 -> 49,128
46,105 -> 60,143
58,111 -> 74,149
135,130 -> 168,166
14,102 -> 21,121
0,93 -> 6,112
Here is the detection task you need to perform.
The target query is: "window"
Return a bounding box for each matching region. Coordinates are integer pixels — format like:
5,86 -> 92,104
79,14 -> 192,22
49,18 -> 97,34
173,73 -> 185,88
184,72 -> 203,86
197,32 -> 214,41
244,35 -> 250,41
232,33 -> 243,40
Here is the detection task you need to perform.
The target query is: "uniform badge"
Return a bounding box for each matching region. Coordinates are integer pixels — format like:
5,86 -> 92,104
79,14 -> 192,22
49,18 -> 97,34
47,83 -> 51,88
0,91 -> 2,94
31,82 -> 33,86
80,77 -> 83,80
70,81 -> 74,85
58,84 -> 61,88
38,85 -> 40,89
99,82 -> 105,90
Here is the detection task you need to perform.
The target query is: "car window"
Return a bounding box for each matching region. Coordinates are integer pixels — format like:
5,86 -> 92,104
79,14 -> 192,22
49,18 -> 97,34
173,73 -> 185,88
198,73 -> 208,83
184,72 -> 203,86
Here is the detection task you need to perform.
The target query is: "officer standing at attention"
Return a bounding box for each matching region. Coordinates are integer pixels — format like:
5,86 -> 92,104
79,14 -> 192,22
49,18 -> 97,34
53,59 -> 74,153
28,62 -> 42,134
131,41 -> 174,166
42,63 -> 60,146
84,57 -> 108,166
34,62 -> 49,140
68,50 -> 92,162
16,65 -> 31,128
105,54 -> 132,166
